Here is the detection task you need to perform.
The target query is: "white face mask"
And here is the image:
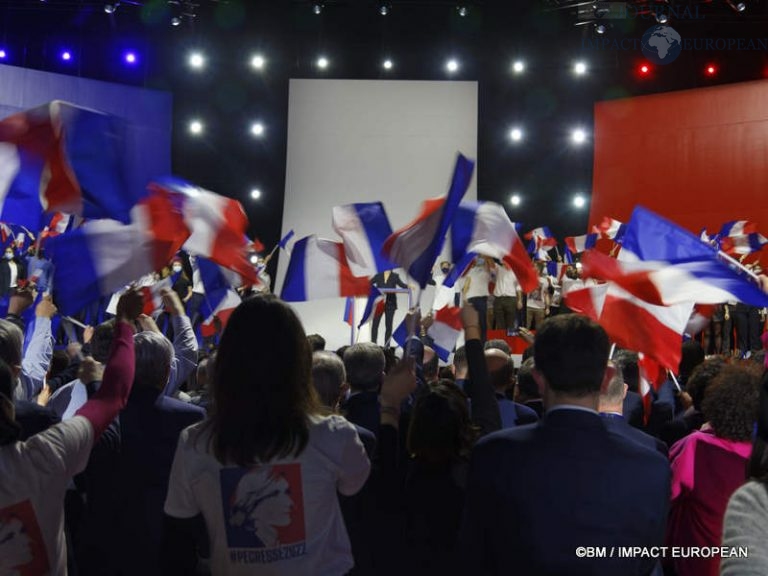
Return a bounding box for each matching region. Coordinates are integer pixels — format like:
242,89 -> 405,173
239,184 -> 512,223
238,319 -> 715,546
3,253 -> 12,260
172,265 -> 182,273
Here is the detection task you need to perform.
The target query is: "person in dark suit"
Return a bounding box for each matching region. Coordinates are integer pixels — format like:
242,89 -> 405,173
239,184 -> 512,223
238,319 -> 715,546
370,270 -> 408,345
342,342 -> 385,437
599,364 -> 668,456
461,314 -> 670,576
485,348 -> 539,427
514,357 -> 545,418
78,327 -> 205,575
0,246 -> 26,298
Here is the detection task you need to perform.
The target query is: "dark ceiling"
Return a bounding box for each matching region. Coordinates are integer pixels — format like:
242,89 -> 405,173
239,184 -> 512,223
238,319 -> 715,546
2,0 -> 768,256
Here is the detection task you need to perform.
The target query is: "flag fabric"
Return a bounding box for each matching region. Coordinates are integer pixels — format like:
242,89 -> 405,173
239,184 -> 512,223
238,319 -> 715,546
685,304 -> 717,337
524,226 -> 557,254
382,153 -> 475,288
638,353 -> 665,425
357,284 -> 384,328
581,206 -> 768,307
546,261 -> 567,281
449,201 -> 538,292
425,306 -> 463,361
279,229 -> 295,250
565,233 -> 598,255
343,297 -> 355,326
0,101 -> 135,229
720,220 -> 757,238
281,236 -> 370,302
45,200 -> 190,315
148,178 -> 257,284
593,217 -> 627,243
332,202 -> 396,277
564,281 -> 693,371
721,232 -> 768,256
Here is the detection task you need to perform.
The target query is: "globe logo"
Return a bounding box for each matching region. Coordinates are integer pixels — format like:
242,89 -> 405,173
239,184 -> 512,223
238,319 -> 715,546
641,25 -> 682,65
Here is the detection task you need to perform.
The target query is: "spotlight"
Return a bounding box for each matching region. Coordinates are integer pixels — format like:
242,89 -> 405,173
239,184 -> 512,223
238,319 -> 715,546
250,54 -> 265,69
171,16 -> 182,26
510,194 -> 522,207
457,5 -> 468,17
188,52 -> 205,69
379,3 -> 390,16
512,60 -> 525,74
313,3 -> 323,15
571,128 -> 587,144
655,12 -> 669,24
573,195 -> 586,208
188,120 -> 204,135
595,23 -> 606,35
705,63 -> 718,76
317,56 -> 329,69
509,127 -> 523,142
446,59 -> 459,73
573,61 -> 587,75
382,59 -> 393,70
61,51 -> 72,62
124,52 -> 137,65
250,188 -> 262,200
726,0 -> 746,12
104,3 -> 119,14
250,122 -> 265,137
250,254 -> 259,264
639,63 -> 650,75
0,50 -> 6,59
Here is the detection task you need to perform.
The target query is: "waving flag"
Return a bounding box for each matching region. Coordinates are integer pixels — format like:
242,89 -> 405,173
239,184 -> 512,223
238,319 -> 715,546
638,353 -> 665,425
450,201 -> 538,292
525,227 -> 557,254
721,232 -> 768,256
46,200 -> 190,315
343,297 -> 355,326
581,206 -> 768,307
279,229 -> 295,250
565,233 -> 598,255
720,220 -> 757,238
382,153 -> 475,287
357,284 -> 383,328
195,257 -> 242,326
0,101 -> 135,229
332,202 -> 395,277
425,306 -> 463,361
148,178 -> 256,284
565,281 -> 693,370
593,217 -> 627,243
281,236 -> 370,301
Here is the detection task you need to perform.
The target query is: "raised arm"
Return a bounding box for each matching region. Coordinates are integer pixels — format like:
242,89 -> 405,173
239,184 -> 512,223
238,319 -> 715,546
462,303 -> 501,436
75,290 -> 142,440
162,288 -> 198,396
19,295 -> 56,399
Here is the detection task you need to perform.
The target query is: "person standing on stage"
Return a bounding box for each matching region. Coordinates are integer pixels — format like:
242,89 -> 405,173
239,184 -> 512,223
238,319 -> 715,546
370,270 -> 408,345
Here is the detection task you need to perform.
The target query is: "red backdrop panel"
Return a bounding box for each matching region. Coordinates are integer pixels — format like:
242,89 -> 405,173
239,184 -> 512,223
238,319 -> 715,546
591,80 -> 768,241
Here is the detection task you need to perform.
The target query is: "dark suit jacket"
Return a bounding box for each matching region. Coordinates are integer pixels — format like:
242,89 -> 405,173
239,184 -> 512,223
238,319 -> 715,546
623,390 -> 645,429
371,271 -> 408,309
461,408 -> 670,576
0,258 -> 26,297
342,390 -> 380,438
601,412 -> 669,457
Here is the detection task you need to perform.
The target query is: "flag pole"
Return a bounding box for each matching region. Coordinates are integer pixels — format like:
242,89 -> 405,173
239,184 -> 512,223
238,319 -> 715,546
609,343 -> 616,360
668,369 -> 682,393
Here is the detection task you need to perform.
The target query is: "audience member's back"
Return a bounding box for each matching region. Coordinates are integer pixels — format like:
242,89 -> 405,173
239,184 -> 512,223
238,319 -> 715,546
342,343 -> 385,436
461,314 -> 670,576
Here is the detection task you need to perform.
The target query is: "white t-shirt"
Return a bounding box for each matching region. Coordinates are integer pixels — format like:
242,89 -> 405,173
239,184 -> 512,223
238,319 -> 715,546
8,260 -> 18,288
464,263 -> 490,299
527,276 -> 551,310
0,417 -> 93,575
164,414 -> 371,576
493,266 -> 520,298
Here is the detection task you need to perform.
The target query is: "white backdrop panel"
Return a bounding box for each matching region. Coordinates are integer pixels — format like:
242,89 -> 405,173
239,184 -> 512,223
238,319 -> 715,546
278,79 -> 478,351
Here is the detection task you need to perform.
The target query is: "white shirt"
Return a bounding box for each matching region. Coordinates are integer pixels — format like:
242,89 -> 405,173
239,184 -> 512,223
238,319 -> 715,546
493,265 -> 520,298
465,262 -> 490,299
0,417 -> 93,575
527,276 -> 550,310
165,414 -> 370,576
8,260 -> 18,288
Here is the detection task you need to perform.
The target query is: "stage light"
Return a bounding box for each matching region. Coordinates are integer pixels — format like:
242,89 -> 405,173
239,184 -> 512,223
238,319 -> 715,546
705,64 -> 717,76
446,59 -> 459,73
457,5 -> 468,17
379,3 -> 390,16
250,254 -> 259,264
188,120 -> 204,135
250,54 -> 265,70
726,0 -> 746,12
250,122 -> 265,137
188,52 -> 205,69
124,52 -> 137,65
104,3 -> 119,14
317,56 -> 329,69
510,194 -> 522,206
250,188 -> 262,200
171,16 -> 181,26
0,50 -> 6,60
573,61 -> 587,75
595,24 -> 606,35
655,12 -> 669,24
512,60 -> 525,74
573,194 -> 586,208
382,59 -> 393,70
571,128 -> 587,144
61,51 -> 72,62
313,3 -> 323,15
509,127 -> 523,142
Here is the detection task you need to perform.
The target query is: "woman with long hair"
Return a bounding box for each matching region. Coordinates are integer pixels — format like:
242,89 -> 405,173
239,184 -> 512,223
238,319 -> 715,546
163,295 -> 370,575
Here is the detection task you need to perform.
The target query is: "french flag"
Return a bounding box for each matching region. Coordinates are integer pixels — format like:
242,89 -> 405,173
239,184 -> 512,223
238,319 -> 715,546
148,178 -> 257,284
0,101 -> 135,229
46,199 -> 190,315
332,202 -> 396,277
281,236 -> 371,301
279,229 -> 295,250
343,297 -> 355,326
425,306 -> 464,361
382,153 -> 475,288
565,233 -> 598,255
195,257 -> 242,329
450,201 -> 538,293
593,217 -> 627,243
525,226 -> 557,253
721,232 -> 768,256
720,220 -> 758,238
357,284 -> 384,328
564,281 -> 693,371
581,206 -> 768,307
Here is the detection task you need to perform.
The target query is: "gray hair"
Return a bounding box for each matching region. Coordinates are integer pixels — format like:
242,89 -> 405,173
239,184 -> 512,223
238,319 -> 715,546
312,351 -> 346,408
0,319 -> 23,367
134,331 -> 174,390
343,343 -> 385,392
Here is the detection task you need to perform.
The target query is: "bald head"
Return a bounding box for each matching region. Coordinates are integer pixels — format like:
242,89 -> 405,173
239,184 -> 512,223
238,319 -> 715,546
485,348 -> 514,393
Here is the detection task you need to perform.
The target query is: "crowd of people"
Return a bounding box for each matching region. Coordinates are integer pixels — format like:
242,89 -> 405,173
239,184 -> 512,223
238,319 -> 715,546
1,246 -> 768,576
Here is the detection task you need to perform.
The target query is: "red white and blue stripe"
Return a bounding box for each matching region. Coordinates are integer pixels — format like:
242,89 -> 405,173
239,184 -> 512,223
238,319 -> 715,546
332,202 -> 396,277
524,226 -> 557,254
565,233 -> 598,255
593,217 -> 627,243
392,306 -> 463,361
382,153 -> 475,288
281,236 -> 370,301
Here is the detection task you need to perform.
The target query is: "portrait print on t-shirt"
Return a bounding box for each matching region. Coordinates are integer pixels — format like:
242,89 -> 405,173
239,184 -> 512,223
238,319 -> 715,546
0,500 -> 50,575
221,463 -> 307,565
